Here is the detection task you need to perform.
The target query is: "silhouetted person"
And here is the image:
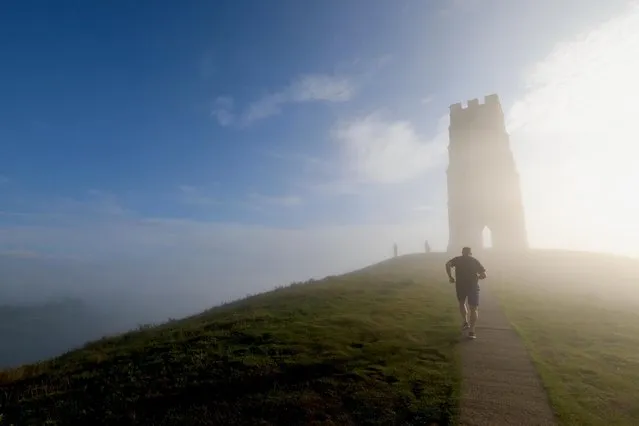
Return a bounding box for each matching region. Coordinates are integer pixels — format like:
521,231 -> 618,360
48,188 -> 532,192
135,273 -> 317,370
445,247 -> 486,339
424,240 -> 431,253
393,243 -> 398,258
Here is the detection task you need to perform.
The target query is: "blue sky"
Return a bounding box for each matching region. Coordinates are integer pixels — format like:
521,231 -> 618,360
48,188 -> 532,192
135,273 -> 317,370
1,0 -> 638,310
2,0 -> 623,225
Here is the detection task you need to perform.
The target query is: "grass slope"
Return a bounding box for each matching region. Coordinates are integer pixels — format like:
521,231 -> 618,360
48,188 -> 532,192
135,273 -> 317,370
0,255 -> 460,426
490,250 -> 639,426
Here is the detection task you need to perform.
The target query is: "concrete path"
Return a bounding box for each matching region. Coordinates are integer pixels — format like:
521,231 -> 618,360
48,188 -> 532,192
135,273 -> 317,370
458,283 -> 557,426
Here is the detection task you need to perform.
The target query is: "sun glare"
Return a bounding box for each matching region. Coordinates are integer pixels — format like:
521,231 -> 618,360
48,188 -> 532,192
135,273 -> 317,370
507,5 -> 639,256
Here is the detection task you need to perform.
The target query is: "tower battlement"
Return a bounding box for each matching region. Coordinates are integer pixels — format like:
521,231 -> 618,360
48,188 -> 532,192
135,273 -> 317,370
449,94 -> 502,119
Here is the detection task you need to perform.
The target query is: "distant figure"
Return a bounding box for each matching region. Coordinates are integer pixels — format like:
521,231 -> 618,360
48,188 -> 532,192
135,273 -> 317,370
424,240 -> 431,253
393,243 -> 398,258
445,247 -> 486,339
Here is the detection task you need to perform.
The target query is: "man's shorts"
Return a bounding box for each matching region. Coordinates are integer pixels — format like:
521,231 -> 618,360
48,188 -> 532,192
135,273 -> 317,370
456,281 -> 480,306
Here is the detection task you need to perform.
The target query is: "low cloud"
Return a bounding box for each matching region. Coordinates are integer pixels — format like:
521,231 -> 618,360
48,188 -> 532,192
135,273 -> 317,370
0,208 -> 447,320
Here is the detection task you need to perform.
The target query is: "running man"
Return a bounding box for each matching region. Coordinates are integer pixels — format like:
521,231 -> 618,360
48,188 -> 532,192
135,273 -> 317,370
445,247 -> 487,339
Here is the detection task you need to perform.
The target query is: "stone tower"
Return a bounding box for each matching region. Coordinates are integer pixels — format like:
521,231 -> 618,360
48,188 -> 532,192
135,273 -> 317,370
446,94 -> 528,253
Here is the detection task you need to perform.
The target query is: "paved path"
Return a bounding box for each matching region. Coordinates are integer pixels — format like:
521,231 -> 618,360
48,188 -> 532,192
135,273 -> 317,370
458,283 -> 557,426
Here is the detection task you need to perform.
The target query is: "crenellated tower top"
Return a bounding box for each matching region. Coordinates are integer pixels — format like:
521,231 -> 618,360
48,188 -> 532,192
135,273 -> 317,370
449,94 -> 503,119
449,93 -> 506,133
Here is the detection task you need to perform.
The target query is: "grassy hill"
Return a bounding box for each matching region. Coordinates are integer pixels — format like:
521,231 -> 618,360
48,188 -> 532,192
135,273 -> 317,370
0,254 -> 461,426
1,250 -> 639,426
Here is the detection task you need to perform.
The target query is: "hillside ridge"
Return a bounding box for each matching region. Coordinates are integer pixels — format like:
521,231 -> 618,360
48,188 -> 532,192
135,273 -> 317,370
0,254 -> 461,425
2,250 -> 638,425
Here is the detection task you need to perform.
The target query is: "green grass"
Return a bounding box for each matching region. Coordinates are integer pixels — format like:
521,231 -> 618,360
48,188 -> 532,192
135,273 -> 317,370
0,255 -> 461,426
491,251 -> 639,426
7,250 -> 636,425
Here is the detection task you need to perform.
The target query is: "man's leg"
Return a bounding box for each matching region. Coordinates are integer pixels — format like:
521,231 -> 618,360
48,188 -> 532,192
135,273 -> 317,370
467,284 -> 480,337
455,284 -> 469,328
459,300 -> 469,327
468,305 -> 478,330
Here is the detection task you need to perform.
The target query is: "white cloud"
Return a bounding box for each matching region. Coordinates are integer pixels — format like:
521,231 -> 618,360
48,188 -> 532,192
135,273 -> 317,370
287,74 -> 354,103
332,112 -> 448,185
242,92 -> 288,124
285,110 -> 450,201
214,74 -> 355,127
211,96 -> 235,127
243,74 -> 353,124
247,193 -> 303,208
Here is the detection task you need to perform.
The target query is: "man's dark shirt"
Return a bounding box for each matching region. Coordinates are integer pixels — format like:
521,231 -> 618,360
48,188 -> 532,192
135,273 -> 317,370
448,255 -> 485,284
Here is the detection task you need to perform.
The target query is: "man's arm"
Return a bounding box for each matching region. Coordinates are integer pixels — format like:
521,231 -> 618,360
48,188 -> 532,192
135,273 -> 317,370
445,258 -> 456,283
476,259 -> 487,280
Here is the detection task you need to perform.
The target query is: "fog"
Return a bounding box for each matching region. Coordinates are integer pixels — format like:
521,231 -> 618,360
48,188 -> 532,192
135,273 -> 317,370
0,218 -> 448,367
0,217 -> 446,362
3,216 -> 638,369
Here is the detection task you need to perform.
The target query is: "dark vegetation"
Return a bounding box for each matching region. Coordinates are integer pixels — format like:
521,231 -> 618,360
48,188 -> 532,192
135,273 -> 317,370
0,254 -> 461,426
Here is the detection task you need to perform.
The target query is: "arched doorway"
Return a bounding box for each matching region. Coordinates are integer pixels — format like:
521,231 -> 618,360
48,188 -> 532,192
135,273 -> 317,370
482,226 -> 493,249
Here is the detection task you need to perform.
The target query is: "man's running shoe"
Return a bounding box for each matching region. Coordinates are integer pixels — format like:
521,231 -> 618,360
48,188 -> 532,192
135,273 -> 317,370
462,322 -> 470,330
468,331 -> 477,339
